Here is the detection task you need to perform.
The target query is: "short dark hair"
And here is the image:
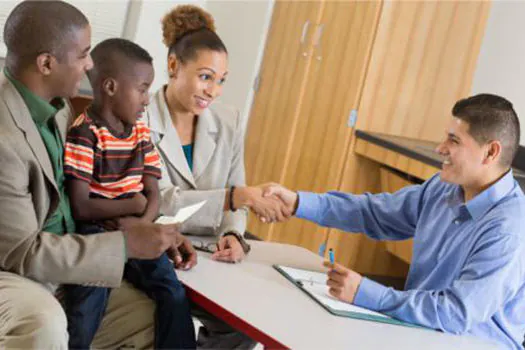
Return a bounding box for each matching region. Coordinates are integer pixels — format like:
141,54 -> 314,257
452,93 -> 520,168
87,38 -> 153,85
3,0 -> 89,69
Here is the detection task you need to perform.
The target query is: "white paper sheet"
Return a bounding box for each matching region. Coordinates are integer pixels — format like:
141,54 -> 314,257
155,200 -> 207,225
279,265 -> 391,318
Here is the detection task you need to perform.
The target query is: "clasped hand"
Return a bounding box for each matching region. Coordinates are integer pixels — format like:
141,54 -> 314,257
237,184 -> 298,223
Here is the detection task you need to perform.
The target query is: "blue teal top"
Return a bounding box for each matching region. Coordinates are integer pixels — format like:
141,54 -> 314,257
297,171 -> 525,349
182,144 -> 194,171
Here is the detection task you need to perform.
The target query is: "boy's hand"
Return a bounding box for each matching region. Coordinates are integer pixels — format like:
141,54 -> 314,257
124,223 -> 180,260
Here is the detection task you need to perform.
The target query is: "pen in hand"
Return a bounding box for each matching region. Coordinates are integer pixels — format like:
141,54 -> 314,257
329,248 -> 335,268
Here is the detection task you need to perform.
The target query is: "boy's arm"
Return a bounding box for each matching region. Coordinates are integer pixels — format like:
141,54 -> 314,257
139,174 -> 160,223
67,179 -> 147,221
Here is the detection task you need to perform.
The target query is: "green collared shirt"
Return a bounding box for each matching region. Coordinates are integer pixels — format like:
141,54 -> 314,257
4,68 -> 75,235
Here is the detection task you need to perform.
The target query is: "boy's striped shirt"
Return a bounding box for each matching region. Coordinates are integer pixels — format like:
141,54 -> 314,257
64,112 -> 161,199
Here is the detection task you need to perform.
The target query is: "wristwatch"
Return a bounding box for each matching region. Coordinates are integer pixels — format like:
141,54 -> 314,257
223,232 -> 251,254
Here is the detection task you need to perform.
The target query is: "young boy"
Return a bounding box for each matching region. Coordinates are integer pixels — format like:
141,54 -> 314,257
63,38 -> 196,349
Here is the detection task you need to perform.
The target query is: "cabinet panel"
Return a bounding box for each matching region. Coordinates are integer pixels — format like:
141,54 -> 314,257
357,1 -> 490,141
380,167 -> 415,264
245,1 -> 322,240
266,0 -> 383,253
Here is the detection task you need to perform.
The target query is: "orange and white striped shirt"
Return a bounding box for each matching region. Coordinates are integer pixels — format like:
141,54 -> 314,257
64,112 -> 161,199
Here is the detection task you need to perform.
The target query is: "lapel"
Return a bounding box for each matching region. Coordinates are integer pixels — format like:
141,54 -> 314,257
0,73 -> 58,192
193,107 -> 217,181
149,88 -> 197,188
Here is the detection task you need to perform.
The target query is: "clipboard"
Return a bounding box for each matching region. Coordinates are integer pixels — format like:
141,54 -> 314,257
274,264 -> 425,329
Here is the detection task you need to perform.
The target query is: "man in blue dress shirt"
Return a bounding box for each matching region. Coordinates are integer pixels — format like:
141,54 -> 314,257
264,94 -> 525,349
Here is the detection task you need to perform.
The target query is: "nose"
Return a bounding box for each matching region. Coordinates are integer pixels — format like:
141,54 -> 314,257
204,81 -> 222,99
85,54 -> 94,71
143,93 -> 151,107
435,141 -> 447,155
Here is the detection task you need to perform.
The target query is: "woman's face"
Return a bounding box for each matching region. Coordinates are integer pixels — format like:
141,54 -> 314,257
168,49 -> 228,115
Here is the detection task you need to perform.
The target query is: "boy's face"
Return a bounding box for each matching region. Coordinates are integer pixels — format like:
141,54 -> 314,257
113,62 -> 154,125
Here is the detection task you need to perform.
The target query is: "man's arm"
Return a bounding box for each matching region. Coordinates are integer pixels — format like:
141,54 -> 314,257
353,230 -> 522,333
67,179 -> 147,221
0,136 -> 126,286
264,177 -> 433,241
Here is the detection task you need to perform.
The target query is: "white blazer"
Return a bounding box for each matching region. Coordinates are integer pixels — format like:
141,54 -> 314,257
144,87 -> 247,236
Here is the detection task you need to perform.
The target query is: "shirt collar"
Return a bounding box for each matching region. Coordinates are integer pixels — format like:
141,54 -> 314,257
3,68 -> 64,125
461,170 -> 516,220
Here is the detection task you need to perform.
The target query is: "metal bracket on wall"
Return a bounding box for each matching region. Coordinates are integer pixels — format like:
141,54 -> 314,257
347,109 -> 358,128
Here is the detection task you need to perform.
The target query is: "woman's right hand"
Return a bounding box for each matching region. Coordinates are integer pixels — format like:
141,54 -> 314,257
233,186 -> 291,222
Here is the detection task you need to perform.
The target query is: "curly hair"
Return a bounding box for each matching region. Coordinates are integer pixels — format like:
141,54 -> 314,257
161,5 -> 227,64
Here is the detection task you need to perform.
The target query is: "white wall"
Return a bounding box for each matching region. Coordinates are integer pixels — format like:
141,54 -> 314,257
205,0 -> 274,126
131,0 -> 205,94
471,1 -> 525,145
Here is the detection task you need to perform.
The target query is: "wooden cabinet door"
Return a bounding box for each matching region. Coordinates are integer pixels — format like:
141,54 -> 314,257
245,0 -> 322,240
265,0 -> 383,253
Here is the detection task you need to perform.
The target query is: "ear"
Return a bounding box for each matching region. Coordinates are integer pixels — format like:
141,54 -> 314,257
102,78 -> 118,97
167,53 -> 179,78
483,140 -> 502,165
35,53 -> 55,76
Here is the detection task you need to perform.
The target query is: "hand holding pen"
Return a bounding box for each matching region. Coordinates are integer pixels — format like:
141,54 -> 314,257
323,249 -> 363,303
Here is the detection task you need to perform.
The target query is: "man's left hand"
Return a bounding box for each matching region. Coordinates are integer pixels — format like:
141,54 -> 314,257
168,235 -> 197,270
323,261 -> 363,303
212,235 -> 245,263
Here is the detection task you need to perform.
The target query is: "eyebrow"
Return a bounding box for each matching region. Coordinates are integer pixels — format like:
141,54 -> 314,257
447,132 -> 460,140
197,68 -> 229,76
198,67 -> 215,74
81,46 -> 91,54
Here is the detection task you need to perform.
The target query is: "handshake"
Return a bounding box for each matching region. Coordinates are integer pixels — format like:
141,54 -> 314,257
231,183 -> 298,223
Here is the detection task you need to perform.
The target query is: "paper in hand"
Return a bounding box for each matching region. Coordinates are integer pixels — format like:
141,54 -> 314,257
155,200 -> 207,225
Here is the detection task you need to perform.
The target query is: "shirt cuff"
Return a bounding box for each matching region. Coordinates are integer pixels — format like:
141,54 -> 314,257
353,277 -> 387,311
296,191 -> 321,220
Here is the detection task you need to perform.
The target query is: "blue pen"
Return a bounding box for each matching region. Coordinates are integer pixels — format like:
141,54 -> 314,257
328,248 -> 335,267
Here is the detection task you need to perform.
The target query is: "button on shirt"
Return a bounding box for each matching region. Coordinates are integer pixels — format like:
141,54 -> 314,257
296,171 -> 525,349
4,69 -> 75,235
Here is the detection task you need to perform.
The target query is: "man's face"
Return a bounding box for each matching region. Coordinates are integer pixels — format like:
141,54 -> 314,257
50,25 -> 93,98
436,117 -> 488,187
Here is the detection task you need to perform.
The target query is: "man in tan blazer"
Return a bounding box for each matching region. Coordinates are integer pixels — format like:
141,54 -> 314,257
0,2 -> 196,348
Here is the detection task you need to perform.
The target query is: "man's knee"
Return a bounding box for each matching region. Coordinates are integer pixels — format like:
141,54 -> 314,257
0,273 -> 68,349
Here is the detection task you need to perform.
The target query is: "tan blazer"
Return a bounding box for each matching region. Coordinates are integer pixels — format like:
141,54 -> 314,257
0,72 -> 125,291
145,87 -> 247,237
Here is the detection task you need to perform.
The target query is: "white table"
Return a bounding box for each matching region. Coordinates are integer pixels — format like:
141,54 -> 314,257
178,240 -> 499,350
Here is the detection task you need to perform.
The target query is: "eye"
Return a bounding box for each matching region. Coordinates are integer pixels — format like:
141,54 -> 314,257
199,74 -> 212,81
218,78 -> 226,85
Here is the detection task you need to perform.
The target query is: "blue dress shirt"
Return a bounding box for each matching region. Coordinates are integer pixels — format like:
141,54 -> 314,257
296,171 -> 525,349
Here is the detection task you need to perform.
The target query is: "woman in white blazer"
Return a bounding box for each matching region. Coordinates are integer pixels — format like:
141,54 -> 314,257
144,6 -> 288,349
146,8 -> 285,263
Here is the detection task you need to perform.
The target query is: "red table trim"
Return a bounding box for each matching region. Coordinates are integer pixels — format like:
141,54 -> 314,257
184,285 -> 289,350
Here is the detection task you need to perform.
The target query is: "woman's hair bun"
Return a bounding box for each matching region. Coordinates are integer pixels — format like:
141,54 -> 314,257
162,5 -> 216,48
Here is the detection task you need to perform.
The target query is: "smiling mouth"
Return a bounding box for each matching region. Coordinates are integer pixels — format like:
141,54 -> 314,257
195,96 -> 210,108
